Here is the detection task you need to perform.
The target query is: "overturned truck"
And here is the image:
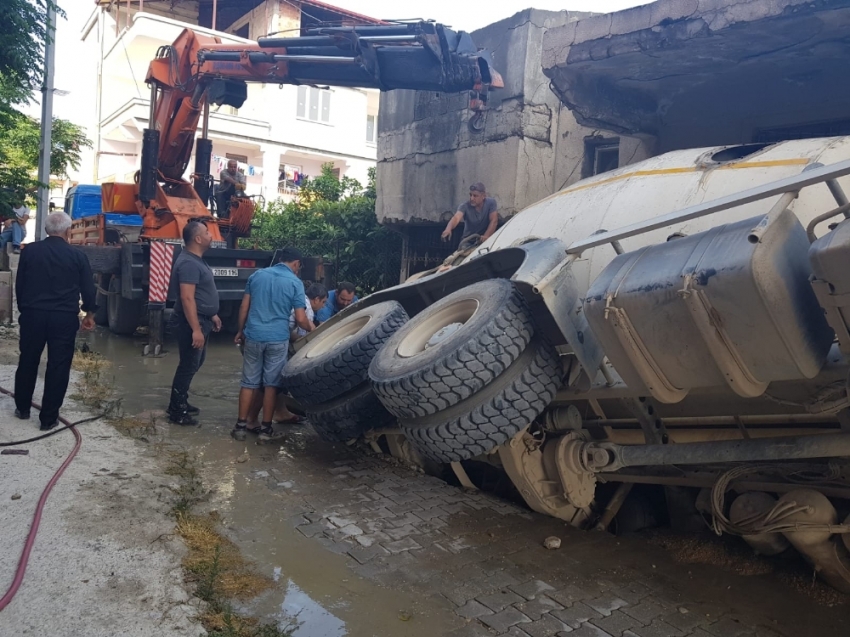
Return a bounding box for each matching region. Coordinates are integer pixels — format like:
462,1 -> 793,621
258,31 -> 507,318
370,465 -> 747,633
281,138 -> 850,592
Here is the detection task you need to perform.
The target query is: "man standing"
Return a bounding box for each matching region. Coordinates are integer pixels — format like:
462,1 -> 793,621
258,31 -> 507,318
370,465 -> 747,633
216,159 -> 246,218
14,212 -> 96,430
441,182 -> 499,246
0,197 -> 30,254
232,247 -> 313,441
167,221 -> 221,425
314,281 -> 358,324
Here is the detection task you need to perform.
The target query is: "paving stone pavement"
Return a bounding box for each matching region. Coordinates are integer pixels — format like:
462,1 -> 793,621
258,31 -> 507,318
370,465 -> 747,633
246,434 -> 849,637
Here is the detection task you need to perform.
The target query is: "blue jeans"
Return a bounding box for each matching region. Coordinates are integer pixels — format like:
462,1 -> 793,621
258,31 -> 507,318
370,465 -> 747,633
240,339 -> 289,389
0,222 -> 26,249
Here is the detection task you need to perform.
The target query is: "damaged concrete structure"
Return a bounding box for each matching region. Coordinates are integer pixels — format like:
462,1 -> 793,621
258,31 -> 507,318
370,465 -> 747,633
542,0 -> 850,152
380,0 -> 850,280
377,10 -> 603,278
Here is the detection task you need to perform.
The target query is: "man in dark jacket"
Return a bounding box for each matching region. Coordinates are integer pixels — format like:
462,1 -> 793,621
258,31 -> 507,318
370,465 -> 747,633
14,212 -> 96,430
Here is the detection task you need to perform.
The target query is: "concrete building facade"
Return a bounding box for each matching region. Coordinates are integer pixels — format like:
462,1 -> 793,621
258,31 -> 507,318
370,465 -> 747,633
376,9 -> 655,280
73,0 -> 380,202
541,0 -> 850,154
379,0 -> 850,280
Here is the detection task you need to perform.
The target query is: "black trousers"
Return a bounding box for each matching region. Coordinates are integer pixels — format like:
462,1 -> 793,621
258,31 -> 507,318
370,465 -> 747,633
168,313 -> 213,414
15,310 -> 79,426
216,186 -> 234,219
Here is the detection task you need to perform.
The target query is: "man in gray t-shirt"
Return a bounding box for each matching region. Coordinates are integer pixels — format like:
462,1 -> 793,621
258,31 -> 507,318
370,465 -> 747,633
441,182 -> 499,244
216,159 -> 247,218
167,221 -> 222,425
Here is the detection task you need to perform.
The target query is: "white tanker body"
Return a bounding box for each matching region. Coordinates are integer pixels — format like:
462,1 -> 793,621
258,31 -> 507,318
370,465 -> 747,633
282,137 -> 850,592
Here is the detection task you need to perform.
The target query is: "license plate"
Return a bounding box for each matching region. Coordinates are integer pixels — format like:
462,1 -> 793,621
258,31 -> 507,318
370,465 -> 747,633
212,268 -> 238,277
211,240 -> 227,249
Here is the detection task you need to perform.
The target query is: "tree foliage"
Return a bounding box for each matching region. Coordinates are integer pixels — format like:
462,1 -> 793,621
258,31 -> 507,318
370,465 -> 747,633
0,1 -> 91,216
250,165 -> 402,294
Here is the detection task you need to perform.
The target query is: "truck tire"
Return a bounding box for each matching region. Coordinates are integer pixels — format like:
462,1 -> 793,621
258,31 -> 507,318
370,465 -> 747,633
400,338 -> 561,463
94,274 -> 110,326
282,301 -> 409,407
307,383 -> 395,442
369,279 -> 534,420
107,276 -> 143,336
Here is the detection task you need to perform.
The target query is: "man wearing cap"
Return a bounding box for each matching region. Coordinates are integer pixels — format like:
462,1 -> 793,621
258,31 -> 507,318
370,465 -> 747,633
441,182 -> 499,246
231,247 -> 314,442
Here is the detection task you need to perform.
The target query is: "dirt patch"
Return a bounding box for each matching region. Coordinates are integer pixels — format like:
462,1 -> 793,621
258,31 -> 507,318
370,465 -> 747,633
645,529 -> 850,607
71,349 -> 118,414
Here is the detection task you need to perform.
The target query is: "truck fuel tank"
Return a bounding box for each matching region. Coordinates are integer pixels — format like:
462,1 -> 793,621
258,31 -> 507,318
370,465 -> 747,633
583,207 -> 834,403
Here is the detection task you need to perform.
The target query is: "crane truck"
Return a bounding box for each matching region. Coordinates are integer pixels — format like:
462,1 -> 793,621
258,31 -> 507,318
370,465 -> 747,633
283,137 -> 850,593
69,21 -> 502,353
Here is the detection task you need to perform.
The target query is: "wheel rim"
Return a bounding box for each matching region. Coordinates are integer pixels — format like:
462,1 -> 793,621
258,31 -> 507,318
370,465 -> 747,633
305,315 -> 371,359
397,298 -> 479,358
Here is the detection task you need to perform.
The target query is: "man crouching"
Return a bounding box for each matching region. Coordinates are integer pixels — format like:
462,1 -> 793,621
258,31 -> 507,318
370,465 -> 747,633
232,247 -> 313,442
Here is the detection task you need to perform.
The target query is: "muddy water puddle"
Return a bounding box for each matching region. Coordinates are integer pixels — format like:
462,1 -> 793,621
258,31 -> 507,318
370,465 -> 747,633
81,329 -> 461,636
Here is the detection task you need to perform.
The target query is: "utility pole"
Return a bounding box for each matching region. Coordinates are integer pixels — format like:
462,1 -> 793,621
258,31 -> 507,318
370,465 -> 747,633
36,2 -> 57,241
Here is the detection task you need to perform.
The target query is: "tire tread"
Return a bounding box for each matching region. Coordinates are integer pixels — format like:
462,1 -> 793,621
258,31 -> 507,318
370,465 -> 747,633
401,340 -> 560,463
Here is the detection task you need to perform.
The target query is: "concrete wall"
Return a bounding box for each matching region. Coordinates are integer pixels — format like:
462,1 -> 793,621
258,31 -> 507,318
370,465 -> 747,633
541,0 -> 850,154
376,9 -> 600,226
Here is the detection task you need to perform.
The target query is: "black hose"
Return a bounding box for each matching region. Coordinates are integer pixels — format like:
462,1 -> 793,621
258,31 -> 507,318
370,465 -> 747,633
0,385 -> 106,447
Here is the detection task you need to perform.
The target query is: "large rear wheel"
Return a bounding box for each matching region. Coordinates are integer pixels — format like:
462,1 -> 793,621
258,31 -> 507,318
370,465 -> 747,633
307,383 -> 395,442
369,279 -> 535,420
281,301 -> 408,407
107,276 -> 143,336
399,338 -> 562,463
94,274 -> 110,326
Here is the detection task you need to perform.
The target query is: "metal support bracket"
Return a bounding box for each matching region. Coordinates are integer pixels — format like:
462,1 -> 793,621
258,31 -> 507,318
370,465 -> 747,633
621,397 -> 668,445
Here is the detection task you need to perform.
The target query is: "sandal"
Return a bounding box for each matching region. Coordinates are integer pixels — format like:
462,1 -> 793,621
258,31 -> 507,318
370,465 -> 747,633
274,415 -> 307,425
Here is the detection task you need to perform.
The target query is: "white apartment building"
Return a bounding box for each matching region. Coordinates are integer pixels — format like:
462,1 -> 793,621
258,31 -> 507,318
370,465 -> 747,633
75,0 -> 380,202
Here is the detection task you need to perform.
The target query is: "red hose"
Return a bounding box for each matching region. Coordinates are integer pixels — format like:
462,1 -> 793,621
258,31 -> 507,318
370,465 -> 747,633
0,388 -> 82,612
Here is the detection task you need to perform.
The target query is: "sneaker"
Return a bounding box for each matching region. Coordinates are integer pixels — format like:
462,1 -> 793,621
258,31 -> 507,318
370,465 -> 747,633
12,247 -> 20,255
168,412 -> 199,426
186,403 -> 200,416
40,420 -> 60,431
258,425 -> 286,443
14,409 -> 30,420
231,425 -> 247,441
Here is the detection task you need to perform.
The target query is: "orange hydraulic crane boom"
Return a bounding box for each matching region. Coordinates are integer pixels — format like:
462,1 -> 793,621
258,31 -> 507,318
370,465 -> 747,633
109,21 -> 503,245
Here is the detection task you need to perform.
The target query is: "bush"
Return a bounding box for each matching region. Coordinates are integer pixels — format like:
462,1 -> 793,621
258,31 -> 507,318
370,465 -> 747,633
248,165 -> 401,295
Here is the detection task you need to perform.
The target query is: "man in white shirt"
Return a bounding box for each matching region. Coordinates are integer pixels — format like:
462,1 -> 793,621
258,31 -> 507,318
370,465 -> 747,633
290,283 -> 328,341
1,198 -> 30,254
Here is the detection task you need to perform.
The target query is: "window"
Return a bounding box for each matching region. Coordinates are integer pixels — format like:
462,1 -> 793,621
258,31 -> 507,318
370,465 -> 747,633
366,114 -> 376,143
583,137 -> 620,178
297,86 -> 331,123
226,153 -> 248,164
278,164 -> 303,194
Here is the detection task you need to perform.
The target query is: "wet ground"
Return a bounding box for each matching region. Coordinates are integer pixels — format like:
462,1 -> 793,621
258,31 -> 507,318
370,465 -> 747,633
81,330 -> 850,637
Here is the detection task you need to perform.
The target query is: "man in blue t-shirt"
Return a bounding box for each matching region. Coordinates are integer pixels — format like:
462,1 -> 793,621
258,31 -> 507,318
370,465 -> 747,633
314,281 -> 358,325
232,247 -> 313,441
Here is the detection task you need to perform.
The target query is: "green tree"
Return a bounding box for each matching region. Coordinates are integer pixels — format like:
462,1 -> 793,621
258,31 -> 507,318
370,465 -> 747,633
0,1 -> 90,216
0,1 -> 60,116
249,165 -> 402,294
